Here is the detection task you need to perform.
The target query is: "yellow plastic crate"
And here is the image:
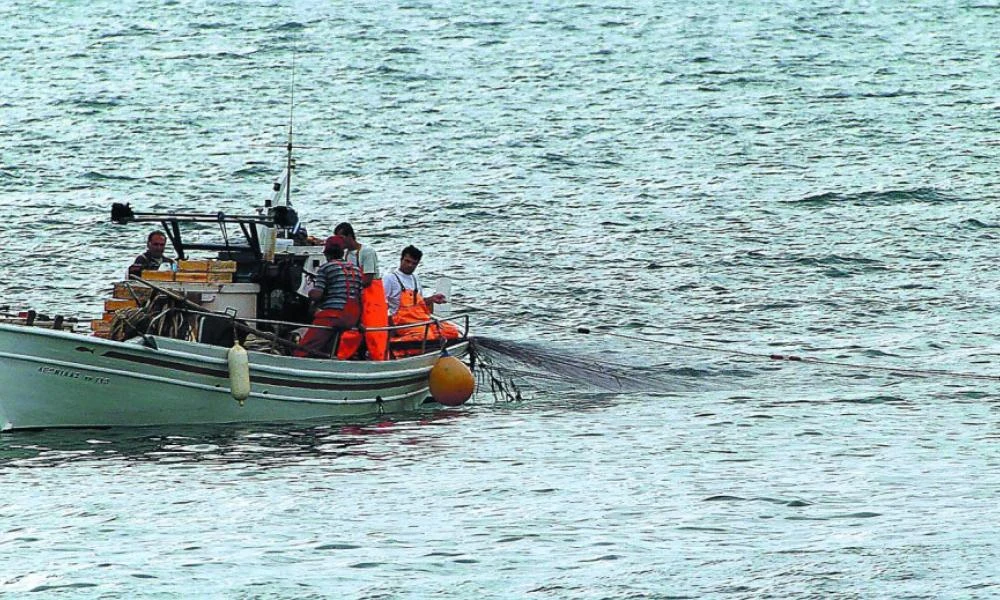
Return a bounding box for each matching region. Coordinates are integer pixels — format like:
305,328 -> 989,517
113,282 -> 152,301
208,260 -> 237,273
104,298 -> 138,312
178,259 -> 211,272
141,270 -> 175,282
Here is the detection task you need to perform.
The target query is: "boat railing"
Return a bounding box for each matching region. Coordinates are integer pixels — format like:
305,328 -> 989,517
109,276 -> 470,360
235,312 -> 471,359
234,313 -> 468,336
0,309 -> 88,332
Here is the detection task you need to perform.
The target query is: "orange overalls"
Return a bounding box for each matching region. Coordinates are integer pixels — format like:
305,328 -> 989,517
389,275 -> 461,357
337,279 -> 390,360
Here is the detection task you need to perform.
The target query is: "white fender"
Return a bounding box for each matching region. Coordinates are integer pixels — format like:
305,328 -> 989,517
227,341 -> 251,404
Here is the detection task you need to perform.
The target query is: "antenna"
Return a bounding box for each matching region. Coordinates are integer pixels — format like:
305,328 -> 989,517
265,48 -> 297,212
285,49 -> 295,207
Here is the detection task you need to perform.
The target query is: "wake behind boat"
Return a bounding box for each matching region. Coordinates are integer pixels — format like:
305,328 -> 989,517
0,150 -> 475,431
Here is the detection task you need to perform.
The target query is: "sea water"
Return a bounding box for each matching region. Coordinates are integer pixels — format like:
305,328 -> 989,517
1,1 -> 999,597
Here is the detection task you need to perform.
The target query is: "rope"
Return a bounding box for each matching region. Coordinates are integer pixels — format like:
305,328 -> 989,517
453,298 -> 999,384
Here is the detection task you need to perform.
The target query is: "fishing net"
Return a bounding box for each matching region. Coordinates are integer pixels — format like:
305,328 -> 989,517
470,336 -> 707,402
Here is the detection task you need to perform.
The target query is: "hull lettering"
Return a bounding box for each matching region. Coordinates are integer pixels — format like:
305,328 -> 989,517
37,366 -> 110,385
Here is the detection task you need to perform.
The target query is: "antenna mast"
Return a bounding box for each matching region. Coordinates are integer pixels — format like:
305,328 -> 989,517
285,50 -> 295,207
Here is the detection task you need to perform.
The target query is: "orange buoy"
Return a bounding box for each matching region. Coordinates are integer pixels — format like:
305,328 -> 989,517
428,352 -> 475,406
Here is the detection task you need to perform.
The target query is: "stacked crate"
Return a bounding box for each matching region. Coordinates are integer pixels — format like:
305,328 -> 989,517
112,281 -> 153,303
91,298 -> 136,339
92,261 -> 239,337
91,282 -> 153,338
174,259 -> 237,283
140,269 -> 175,282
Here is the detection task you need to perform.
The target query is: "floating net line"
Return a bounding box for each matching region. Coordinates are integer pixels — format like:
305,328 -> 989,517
469,336 -> 728,402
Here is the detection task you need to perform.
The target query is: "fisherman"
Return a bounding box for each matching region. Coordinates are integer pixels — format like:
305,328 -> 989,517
293,235 -> 363,358
384,245 -> 445,317
335,222 -> 379,286
128,230 -> 175,277
334,222 -> 390,360
383,245 -> 460,356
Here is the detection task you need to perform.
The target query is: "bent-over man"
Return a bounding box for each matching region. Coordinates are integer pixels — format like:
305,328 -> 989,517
293,235 -> 363,358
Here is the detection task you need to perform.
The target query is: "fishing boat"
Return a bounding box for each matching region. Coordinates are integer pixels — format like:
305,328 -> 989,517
0,151 -> 474,431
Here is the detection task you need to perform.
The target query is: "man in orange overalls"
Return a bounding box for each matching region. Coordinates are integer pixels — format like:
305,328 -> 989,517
383,245 -> 461,356
334,222 -> 389,360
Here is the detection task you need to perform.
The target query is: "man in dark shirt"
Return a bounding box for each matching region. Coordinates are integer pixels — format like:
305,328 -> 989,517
293,235 -> 363,358
128,230 -> 175,277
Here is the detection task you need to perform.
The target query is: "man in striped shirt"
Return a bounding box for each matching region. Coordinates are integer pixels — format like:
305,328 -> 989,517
293,235 -> 363,358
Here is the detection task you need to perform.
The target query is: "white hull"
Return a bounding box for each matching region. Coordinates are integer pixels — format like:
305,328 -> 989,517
0,324 -> 468,430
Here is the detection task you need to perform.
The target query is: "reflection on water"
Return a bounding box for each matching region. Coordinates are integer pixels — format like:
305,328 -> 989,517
0,409 -> 472,469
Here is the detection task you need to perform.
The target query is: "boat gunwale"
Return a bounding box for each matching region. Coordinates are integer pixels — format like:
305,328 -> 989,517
0,323 -> 468,381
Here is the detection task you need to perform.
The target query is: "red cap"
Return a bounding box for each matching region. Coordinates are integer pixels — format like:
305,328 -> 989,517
324,235 -> 347,252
